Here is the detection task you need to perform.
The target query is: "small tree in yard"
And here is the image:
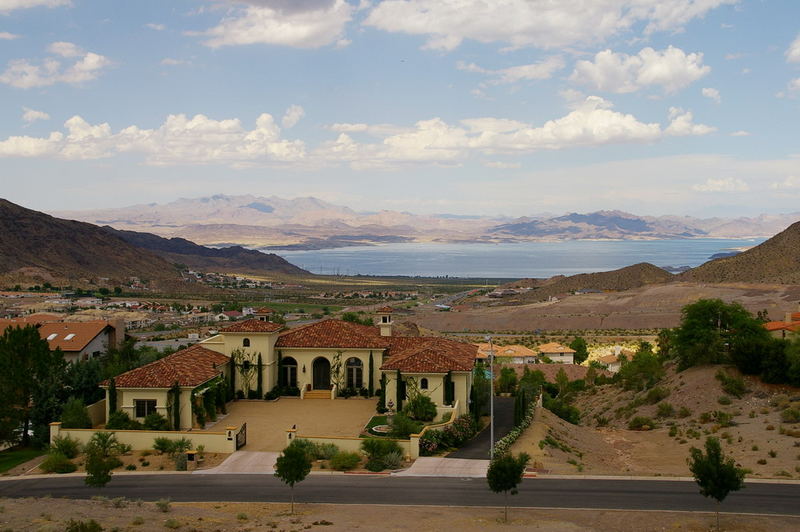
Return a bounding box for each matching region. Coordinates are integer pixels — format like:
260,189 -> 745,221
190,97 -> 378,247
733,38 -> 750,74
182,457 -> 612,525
688,436 -> 745,531
275,441 -> 312,514
487,452 -> 530,522
84,432 -> 121,488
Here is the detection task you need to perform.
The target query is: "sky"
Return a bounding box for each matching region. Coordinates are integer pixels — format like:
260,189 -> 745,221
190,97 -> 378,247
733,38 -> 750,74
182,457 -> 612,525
0,0 -> 799,218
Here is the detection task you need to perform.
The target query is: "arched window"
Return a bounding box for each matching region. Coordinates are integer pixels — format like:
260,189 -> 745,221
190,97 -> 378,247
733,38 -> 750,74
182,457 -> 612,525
420,378 -> 428,390
346,357 -> 363,389
242,338 -> 250,347
281,357 -> 298,388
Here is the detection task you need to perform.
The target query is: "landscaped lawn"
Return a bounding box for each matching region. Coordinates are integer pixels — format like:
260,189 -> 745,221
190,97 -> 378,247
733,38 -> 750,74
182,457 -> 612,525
0,447 -> 45,473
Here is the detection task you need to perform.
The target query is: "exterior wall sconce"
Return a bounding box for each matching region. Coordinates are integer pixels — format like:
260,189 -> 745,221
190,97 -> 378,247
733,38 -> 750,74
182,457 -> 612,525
302,365 -> 306,373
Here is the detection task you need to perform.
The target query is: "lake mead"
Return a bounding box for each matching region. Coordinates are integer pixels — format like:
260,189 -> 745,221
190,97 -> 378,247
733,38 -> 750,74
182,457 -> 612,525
275,239 -> 764,278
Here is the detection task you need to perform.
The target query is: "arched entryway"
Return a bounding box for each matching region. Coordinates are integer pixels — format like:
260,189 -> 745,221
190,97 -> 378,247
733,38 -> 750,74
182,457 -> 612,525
312,357 -> 331,390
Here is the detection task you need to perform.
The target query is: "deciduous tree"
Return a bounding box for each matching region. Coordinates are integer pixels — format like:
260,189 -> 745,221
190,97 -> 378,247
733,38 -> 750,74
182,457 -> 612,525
487,452 -> 530,522
275,441 -> 312,514
688,436 -> 745,531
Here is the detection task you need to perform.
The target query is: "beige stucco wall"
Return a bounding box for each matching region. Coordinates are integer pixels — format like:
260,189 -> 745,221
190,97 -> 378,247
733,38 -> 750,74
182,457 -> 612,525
201,332 -> 279,393
50,422 -> 237,453
86,399 -> 106,427
278,348 -> 384,392
287,431 -> 414,459
107,386 -> 194,430
382,370 -> 470,416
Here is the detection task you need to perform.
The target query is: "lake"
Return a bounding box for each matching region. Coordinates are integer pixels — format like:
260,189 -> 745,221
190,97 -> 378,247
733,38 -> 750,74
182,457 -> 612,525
275,239 -> 764,279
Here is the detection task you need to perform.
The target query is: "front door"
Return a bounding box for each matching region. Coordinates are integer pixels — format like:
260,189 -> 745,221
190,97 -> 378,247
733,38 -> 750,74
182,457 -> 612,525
313,357 -> 331,390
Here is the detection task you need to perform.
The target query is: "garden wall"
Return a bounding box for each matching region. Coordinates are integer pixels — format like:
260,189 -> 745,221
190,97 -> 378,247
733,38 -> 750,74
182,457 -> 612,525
286,429 -> 415,459
86,399 -> 107,427
49,422 -> 239,454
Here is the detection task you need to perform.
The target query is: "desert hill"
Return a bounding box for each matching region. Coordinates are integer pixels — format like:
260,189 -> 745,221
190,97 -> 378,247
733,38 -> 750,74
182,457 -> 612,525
680,221 -> 800,283
0,198 -> 179,283
510,263 -> 674,302
101,227 -> 308,276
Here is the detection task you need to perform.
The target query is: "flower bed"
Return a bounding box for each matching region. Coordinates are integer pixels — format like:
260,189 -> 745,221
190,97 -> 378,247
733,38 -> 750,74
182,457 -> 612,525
492,396 -> 537,457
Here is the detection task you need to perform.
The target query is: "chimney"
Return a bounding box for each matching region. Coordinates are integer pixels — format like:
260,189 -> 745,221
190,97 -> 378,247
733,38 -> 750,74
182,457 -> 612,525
376,307 -> 393,337
786,312 -> 793,324
108,319 -> 126,349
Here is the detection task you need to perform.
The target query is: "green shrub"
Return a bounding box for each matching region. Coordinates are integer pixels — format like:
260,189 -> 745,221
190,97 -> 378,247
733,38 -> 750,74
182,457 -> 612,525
656,402 -> 675,418
628,417 -> 656,431
365,459 -> 385,472
677,406 -> 692,418
382,450 -> 403,469
50,435 -> 81,459
403,394 -> 437,421
714,411 -> 735,427
106,411 -> 141,430
63,519 -> 102,532
388,413 -> 423,439
153,437 -> 174,455
329,451 -> 360,471
173,453 -> 187,471
361,438 -> 402,461
781,408 -> 800,424
143,412 -> 171,431
644,387 -> 670,404
164,517 -> 180,529
313,442 -> 339,460
543,396 -> 581,424
60,397 -> 93,429
40,452 -> 77,474
170,438 -> 192,455
156,498 -> 171,512
715,370 -> 747,398
286,438 -> 317,460
718,395 -> 732,406
126,464 -> 137,471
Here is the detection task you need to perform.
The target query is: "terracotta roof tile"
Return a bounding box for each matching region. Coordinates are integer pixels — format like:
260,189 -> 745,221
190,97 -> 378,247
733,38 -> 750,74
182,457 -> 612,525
376,306 -> 394,313
536,342 -> 576,354
219,319 -> 283,333
1,319 -> 113,353
276,319 -> 389,349
382,337 -> 476,373
106,344 -> 228,388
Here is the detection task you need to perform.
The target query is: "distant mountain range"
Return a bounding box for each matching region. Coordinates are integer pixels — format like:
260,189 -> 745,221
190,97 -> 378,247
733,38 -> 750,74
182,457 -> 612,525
0,199 -> 306,285
54,195 -> 800,249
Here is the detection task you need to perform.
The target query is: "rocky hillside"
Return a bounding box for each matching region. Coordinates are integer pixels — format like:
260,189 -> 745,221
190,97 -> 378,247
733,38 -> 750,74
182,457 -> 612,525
512,263 -> 674,302
680,221 -> 800,283
102,227 -> 308,276
0,199 -> 179,282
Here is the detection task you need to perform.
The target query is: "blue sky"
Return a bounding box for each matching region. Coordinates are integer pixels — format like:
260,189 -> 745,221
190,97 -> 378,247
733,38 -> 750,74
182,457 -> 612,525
1,0 -> 799,218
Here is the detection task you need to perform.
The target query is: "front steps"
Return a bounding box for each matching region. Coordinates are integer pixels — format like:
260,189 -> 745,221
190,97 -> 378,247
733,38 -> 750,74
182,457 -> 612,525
304,389 -> 331,399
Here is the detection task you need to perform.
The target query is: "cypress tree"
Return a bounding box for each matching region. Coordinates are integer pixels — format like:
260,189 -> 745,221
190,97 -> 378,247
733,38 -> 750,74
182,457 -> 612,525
396,371 -> 404,412
229,357 -> 236,399
277,351 -> 283,388
170,381 -> 181,430
257,353 -> 264,398
108,377 -> 117,413
368,352 -> 374,397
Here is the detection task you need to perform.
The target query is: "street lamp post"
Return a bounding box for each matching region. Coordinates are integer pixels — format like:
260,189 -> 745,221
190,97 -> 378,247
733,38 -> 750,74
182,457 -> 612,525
486,335 -> 495,460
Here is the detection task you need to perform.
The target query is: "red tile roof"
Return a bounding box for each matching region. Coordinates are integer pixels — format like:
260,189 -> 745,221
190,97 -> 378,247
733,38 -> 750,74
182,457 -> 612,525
764,321 -> 800,332
376,306 -> 394,313
0,319 -> 112,352
276,319 -> 389,349
382,337 -> 476,373
536,342 -> 576,355
219,319 -> 283,333
106,344 -> 228,389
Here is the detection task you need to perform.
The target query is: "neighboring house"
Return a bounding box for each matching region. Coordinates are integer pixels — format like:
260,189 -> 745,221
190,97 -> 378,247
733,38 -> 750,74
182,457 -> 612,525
0,318 -> 124,363
104,307 -> 477,424
101,344 -> 228,429
475,343 -> 538,364
596,354 -> 622,373
764,309 -> 800,339
535,342 -> 576,364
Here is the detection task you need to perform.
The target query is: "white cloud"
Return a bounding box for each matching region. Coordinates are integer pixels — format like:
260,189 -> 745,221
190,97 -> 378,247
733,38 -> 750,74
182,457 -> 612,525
770,176 -> 800,190
730,130 -> 750,137
0,112 -> 306,166
318,96 -> 714,169
0,43 -> 111,89
281,104 -> 305,128
570,46 -> 709,94
146,23 -> 166,31
0,31 -> 19,39
483,161 -> 521,169
786,34 -> 800,63
47,41 -> 82,57
457,56 -> 564,85
0,0 -> 70,14
364,0 -> 735,51
160,58 -> 189,66
195,0 -> 353,49
701,87 -> 721,103
692,177 -> 749,192
21,106 -> 49,123
664,107 -> 716,136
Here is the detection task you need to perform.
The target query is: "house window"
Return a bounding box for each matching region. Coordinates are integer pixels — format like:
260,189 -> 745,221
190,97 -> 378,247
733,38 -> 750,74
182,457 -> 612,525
346,357 -> 363,389
282,357 -> 298,388
134,399 -> 157,418
420,378 -> 428,390
243,338 -> 250,347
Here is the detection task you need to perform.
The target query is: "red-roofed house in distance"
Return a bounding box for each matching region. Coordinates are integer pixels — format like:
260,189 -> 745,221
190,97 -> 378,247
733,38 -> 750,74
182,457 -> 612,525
0,317 -> 125,363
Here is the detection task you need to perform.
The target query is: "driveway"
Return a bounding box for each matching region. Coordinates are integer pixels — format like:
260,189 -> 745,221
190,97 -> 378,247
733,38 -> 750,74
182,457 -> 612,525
394,457 -> 489,477
204,398 -> 376,451
447,396 -> 515,459
194,451 -> 278,475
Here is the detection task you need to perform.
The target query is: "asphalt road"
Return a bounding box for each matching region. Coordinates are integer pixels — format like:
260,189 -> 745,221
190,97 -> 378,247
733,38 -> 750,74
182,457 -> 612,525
447,397 -> 514,459
2,475 -> 799,516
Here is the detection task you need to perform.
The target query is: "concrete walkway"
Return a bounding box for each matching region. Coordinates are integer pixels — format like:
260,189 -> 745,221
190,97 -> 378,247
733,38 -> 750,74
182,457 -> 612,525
393,457 -> 489,478
193,451 -> 278,475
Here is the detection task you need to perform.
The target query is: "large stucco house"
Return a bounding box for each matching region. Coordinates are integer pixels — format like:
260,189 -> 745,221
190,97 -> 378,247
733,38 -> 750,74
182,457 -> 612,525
103,308 -> 476,429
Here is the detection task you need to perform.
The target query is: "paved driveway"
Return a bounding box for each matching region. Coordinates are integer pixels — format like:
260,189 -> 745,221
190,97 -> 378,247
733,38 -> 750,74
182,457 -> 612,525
204,398 -> 376,451
394,457 -> 489,477
447,396 -> 515,459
